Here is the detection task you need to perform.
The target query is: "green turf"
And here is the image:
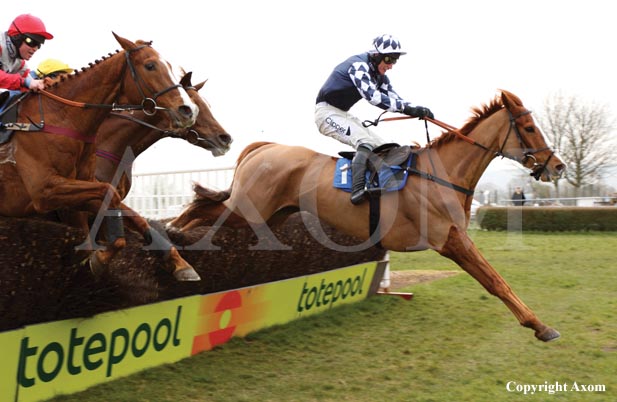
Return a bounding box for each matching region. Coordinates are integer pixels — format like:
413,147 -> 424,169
47,230 -> 616,402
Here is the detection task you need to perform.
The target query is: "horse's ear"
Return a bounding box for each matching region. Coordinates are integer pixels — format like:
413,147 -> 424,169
499,89 -> 511,109
194,79 -> 207,91
499,89 -> 522,109
180,71 -> 193,88
112,32 -> 137,51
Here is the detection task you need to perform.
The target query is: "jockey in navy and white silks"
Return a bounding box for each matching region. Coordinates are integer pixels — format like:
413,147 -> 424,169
314,34 -> 434,205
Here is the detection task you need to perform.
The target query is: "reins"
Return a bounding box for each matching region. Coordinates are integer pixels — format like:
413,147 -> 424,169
364,107 -> 554,195
95,111 -> 177,165
107,111 -> 176,135
38,89 -> 154,112
364,113 -> 477,195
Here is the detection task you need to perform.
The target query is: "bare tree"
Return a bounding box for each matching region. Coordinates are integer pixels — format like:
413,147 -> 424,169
537,92 -> 616,196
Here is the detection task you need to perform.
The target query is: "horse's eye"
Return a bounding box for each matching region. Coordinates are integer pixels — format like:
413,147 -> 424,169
145,62 -> 155,71
524,126 -> 535,133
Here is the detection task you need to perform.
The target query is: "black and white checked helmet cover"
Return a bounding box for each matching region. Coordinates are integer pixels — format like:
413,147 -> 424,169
372,34 -> 406,55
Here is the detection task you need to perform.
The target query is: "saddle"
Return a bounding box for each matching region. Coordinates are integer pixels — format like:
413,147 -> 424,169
334,143 -> 417,194
338,143 -> 412,166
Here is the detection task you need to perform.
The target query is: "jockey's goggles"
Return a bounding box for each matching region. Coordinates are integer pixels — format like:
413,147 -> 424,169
382,54 -> 399,65
24,35 -> 44,49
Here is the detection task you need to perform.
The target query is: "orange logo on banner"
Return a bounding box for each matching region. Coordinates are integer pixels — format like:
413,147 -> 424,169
191,290 -> 243,354
191,287 -> 272,355
208,291 -> 242,347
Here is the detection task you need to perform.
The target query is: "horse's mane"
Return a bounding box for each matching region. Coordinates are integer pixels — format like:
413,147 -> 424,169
43,51 -> 120,90
43,40 -> 152,90
429,95 -> 504,148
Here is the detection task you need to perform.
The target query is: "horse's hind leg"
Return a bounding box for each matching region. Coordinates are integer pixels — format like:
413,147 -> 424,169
439,225 -> 560,342
144,222 -> 200,281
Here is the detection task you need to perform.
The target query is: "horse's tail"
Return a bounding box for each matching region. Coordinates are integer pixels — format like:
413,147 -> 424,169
191,182 -> 230,203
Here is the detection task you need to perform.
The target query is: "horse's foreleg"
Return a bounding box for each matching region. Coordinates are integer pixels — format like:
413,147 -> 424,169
89,236 -> 127,277
120,203 -> 200,281
438,225 -> 559,342
50,203 -> 126,278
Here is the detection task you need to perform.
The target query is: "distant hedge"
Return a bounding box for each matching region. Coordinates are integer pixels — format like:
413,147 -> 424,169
476,207 -> 617,231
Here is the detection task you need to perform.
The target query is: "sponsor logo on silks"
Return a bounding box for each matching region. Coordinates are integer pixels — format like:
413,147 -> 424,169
296,268 -> 367,312
17,306 -> 183,387
325,116 -> 350,136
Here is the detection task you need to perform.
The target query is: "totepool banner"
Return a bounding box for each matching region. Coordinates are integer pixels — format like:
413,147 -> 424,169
0,262 -> 381,402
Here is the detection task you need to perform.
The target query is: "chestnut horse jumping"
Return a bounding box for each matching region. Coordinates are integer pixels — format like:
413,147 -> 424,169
95,71 -> 232,199
0,33 -> 201,281
170,90 -> 567,340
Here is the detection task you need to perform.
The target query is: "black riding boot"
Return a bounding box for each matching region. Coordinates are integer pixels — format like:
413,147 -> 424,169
350,144 -> 372,205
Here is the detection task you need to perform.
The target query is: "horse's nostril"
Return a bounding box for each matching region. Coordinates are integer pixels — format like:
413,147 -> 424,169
220,133 -> 233,145
179,105 -> 193,118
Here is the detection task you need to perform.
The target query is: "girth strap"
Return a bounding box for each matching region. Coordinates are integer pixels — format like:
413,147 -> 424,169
1,122 -> 95,143
368,192 -> 383,249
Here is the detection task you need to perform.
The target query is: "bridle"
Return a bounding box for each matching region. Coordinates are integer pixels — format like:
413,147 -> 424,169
120,43 -> 183,116
497,109 -> 554,181
95,111 -> 208,167
105,111 -> 206,143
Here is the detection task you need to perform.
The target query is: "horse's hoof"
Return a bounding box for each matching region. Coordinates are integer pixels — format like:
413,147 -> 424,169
536,327 -> 561,342
173,267 -> 201,281
88,252 -> 108,277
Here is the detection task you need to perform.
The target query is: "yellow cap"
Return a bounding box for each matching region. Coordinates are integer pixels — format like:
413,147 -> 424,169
36,58 -> 73,78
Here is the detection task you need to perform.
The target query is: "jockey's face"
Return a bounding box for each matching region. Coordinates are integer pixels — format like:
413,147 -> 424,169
377,54 -> 398,75
19,40 -> 40,61
377,60 -> 394,75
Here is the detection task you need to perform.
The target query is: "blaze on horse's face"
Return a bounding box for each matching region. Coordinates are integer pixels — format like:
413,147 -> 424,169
500,90 -> 566,182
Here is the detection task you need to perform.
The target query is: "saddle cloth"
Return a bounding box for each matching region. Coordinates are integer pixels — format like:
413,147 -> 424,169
333,144 -> 416,193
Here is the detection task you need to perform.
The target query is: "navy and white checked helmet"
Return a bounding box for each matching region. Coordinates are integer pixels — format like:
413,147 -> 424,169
371,34 -> 406,55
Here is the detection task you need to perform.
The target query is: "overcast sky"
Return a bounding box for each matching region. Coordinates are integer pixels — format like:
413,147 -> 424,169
7,1 -> 616,188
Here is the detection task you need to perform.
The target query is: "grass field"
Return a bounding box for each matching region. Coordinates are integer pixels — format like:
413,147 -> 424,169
47,230 -> 616,402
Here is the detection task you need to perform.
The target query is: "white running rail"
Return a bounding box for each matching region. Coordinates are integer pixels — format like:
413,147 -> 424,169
124,166 -> 235,219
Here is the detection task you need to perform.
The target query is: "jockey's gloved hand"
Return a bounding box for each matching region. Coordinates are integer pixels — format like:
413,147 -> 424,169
403,105 -> 434,120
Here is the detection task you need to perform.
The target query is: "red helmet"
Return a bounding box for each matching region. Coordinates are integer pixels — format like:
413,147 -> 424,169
8,14 -> 53,39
